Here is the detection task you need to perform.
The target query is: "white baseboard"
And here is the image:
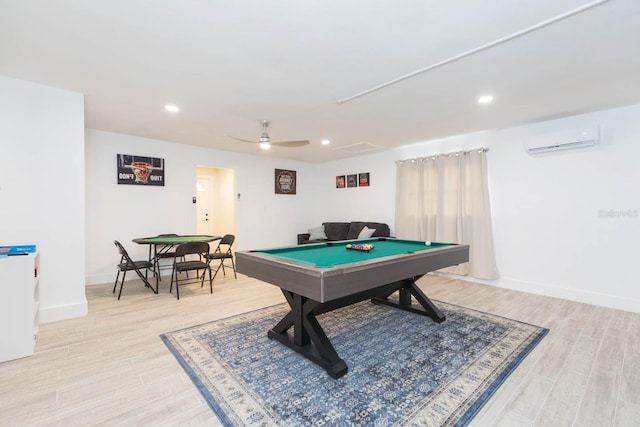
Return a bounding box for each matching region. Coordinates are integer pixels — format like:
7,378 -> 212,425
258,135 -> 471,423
40,299 -> 88,323
85,273 -> 114,286
431,272 -> 640,314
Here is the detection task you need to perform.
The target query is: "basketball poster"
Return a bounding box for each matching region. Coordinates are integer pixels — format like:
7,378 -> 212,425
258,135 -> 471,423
117,154 -> 165,186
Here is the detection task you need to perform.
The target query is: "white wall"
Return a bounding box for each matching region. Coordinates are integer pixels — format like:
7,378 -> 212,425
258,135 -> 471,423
85,130 -> 318,284
0,76 -> 87,322
313,155 -> 398,233
318,104 -> 640,313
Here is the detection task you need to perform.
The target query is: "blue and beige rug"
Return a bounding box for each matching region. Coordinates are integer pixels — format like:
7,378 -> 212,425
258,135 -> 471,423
161,300 -> 548,426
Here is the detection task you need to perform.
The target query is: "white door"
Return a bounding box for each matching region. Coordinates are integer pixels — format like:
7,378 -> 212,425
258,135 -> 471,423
196,175 -> 215,235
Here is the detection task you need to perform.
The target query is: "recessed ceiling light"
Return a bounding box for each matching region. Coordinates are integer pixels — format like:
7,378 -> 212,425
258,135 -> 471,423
321,139 -> 331,145
477,95 -> 494,104
164,104 -> 180,113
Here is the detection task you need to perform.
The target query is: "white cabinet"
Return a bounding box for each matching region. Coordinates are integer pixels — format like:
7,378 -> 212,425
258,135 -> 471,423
0,252 -> 39,363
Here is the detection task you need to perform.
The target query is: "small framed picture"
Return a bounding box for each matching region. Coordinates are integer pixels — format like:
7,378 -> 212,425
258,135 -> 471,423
336,175 -> 346,188
275,169 -> 296,194
347,174 -> 357,188
359,172 -> 370,187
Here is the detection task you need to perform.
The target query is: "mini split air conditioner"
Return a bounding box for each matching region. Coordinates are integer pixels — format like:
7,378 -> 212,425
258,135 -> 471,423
524,125 -> 600,154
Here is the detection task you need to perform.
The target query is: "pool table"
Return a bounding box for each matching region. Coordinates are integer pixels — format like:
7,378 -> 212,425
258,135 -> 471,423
236,237 -> 470,378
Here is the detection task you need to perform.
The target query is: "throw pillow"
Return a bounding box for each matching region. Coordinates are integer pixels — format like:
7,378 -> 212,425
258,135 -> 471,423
358,226 -> 375,239
308,225 -> 328,240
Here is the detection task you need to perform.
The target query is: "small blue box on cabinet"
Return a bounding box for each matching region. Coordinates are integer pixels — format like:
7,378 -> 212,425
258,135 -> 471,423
0,245 -> 37,256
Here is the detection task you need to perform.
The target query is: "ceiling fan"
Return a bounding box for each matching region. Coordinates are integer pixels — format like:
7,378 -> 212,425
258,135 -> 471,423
228,119 -> 310,149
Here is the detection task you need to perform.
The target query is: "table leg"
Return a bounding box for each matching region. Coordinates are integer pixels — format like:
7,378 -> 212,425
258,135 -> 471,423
153,244 -> 176,282
140,244 -> 160,293
146,244 -> 155,279
153,244 -> 160,280
268,290 -> 348,379
371,278 -> 446,322
268,279 -> 445,378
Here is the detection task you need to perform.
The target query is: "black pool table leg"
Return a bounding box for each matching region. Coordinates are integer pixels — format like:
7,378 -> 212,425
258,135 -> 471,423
268,290 -> 348,379
406,282 -> 446,322
372,278 -> 446,323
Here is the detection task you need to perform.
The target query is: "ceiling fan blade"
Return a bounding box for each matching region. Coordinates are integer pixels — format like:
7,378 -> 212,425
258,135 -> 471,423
228,135 -> 259,144
227,122 -> 309,148
271,140 -> 310,148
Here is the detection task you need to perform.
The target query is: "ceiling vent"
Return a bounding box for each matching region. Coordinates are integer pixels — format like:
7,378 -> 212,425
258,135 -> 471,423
333,142 -> 383,154
524,125 -> 600,154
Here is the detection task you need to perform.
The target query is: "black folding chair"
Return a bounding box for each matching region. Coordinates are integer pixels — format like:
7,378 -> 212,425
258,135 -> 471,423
169,242 -> 213,300
207,234 -> 237,280
113,240 -> 158,300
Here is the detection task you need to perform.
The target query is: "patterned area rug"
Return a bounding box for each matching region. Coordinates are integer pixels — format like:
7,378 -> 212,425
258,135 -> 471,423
161,300 -> 548,426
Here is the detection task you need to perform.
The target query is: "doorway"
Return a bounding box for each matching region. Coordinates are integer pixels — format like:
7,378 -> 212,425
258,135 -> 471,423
196,166 -> 236,240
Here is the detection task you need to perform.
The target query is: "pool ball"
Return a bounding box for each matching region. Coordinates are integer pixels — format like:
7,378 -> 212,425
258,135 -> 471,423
425,241 -> 431,246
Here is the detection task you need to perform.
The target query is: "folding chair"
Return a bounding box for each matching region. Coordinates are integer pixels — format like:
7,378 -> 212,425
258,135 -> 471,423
113,240 -> 158,300
169,242 -> 213,300
207,234 -> 237,280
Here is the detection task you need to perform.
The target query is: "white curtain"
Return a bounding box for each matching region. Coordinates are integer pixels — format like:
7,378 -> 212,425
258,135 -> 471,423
395,149 -> 499,280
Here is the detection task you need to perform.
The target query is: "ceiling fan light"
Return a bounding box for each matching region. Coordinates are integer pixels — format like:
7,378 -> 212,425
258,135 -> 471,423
477,95 -> 494,104
259,142 -> 271,149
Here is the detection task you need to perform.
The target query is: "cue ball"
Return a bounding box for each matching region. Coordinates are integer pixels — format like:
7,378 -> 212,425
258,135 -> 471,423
425,241 -> 431,246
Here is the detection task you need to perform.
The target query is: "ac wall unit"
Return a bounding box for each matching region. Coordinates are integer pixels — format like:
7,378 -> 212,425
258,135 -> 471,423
524,125 -> 600,154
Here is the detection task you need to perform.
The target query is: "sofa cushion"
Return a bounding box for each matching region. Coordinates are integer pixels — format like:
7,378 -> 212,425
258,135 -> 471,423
322,222 -> 351,241
347,222 -> 390,239
358,226 -> 376,239
308,225 -> 327,241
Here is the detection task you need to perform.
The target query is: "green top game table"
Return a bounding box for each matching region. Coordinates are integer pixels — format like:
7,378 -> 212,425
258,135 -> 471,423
133,234 -> 220,246
133,235 -> 220,280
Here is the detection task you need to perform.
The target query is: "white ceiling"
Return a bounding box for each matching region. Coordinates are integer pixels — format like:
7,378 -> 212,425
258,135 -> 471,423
2,0 -> 640,163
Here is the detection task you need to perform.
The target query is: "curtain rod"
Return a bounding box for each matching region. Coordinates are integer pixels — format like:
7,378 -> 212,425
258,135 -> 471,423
395,147 -> 489,164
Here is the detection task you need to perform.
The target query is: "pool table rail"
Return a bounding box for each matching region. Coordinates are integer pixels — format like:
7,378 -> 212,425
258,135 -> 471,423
236,242 -> 469,303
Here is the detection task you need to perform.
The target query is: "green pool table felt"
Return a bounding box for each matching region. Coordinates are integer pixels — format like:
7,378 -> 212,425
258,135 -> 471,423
258,238 -> 452,268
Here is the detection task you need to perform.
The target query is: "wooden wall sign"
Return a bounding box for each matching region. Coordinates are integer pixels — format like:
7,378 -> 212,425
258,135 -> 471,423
275,169 -> 296,194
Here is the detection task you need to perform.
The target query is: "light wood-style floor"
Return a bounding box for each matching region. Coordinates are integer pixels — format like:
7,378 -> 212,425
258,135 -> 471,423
1,273 -> 638,426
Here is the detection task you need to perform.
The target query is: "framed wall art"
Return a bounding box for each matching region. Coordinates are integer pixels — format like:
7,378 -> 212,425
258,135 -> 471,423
117,154 -> 165,186
336,175 -> 346,188
275,169 -> 296,194
359,172 -> 370,187
347,174 -> 358,188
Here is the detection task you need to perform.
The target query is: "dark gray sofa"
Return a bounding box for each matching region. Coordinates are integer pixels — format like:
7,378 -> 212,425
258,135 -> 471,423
297,221 -> 390,245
